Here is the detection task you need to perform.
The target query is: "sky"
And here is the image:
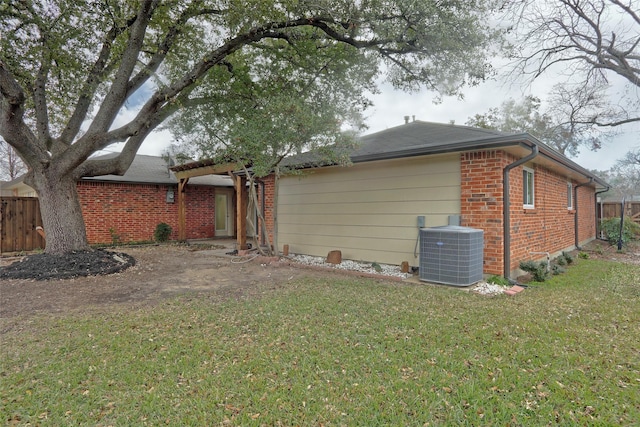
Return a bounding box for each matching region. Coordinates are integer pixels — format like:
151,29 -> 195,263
128,75 -> 638,172
362,79 -> 640,172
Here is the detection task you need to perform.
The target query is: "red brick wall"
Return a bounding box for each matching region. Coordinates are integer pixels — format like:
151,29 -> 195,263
460,151 -> 509,275
77,181 -> 216,244
508,165 -> 575,270
258,174 -> 276,246
461,150 -> 597,276
576,183 -> 596,246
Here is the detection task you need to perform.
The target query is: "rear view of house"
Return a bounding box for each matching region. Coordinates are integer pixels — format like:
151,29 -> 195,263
267,121 -> 607,278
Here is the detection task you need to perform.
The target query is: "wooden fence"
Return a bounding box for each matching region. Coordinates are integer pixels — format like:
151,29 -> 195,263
598,201 -> 640,224
0,197 -> 45,254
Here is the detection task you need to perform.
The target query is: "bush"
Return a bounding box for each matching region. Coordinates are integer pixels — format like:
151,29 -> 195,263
551,264 -> 566,276
562,251 -> 574,265
600,217 -> 640,247
487,275 -> 510,286
154,222 -> 173,242
519,260 -> 549,282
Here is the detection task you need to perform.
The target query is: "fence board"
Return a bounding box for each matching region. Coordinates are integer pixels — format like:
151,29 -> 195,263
1,197 -> 45,253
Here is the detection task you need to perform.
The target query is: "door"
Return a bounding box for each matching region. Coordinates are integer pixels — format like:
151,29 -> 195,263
215,194 -> 230,236
215,192 -> 232,236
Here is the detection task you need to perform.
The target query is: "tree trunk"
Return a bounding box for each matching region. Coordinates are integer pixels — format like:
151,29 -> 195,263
29,171 -> 91,255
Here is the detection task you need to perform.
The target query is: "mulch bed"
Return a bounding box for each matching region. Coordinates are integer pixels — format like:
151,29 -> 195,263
0,249 -> 135,280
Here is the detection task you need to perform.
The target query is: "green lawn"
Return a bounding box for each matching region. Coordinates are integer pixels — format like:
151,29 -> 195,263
2,259 -> 639,426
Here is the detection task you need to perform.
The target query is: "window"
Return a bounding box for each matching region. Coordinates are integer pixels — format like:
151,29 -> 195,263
567,182 -> 573,210
523,167 -> 534,208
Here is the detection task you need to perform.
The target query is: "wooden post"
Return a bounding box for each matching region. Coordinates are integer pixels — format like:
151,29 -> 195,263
235,175 -> 248,249
178,178 -> 189,241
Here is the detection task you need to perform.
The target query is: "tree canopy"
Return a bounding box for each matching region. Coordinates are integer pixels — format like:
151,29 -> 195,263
507,0 -> 640,128
465,94 -> 607,156
599,148 -> 640,199
0,0 -> 503,254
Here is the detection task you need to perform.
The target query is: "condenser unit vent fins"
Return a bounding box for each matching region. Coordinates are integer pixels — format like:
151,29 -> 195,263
419,226 -> 484,286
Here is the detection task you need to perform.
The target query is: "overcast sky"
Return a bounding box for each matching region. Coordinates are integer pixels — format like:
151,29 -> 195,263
363,78 -> 640,171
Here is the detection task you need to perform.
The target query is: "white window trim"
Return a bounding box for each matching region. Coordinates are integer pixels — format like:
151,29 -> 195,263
523,166 -> 535,209
567,182 -> 573,210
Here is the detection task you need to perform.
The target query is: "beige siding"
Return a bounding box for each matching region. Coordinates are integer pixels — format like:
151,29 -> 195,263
277,154 -> 461,266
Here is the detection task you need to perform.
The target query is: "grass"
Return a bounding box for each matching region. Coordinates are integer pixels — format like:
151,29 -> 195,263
2,259 -> 640,426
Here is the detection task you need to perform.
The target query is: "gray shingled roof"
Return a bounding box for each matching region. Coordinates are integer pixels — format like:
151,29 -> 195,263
84,154 -> 233,187
282,120 -> 608,189
282,121 -> 519,167
352,121 -> 512,159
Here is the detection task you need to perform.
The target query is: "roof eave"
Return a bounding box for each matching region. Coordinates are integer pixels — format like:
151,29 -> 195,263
350,133 -> 609,190
350,134 -> 532,163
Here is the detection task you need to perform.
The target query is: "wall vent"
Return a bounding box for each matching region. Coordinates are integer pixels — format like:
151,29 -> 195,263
419,226 -> 484,286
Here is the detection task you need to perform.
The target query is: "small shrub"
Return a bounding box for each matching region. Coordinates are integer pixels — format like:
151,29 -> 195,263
562,251 -> 574,264
578,252 -> 589,259
519,260 -> 549,282
154,222 -> 173,242
487,275 -> 510,286
556,256 -> 567,266
600,217 -> 640,246
551,264 -> 566,275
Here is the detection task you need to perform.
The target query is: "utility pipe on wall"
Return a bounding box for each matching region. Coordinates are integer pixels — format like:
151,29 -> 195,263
503,144 -> 539,278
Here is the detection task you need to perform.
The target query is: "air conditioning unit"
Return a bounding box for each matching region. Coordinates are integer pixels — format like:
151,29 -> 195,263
419,226 -> 484,286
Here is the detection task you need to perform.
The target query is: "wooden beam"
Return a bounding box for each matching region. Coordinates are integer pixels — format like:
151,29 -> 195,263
173,163 -> 241,180
235,175 -> 248,250
177,178 -> 189,241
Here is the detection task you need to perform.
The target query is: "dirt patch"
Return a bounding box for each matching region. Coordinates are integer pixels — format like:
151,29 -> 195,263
580,239 -> 640,265
1,239 -> 637,333
0,245 -> 347,332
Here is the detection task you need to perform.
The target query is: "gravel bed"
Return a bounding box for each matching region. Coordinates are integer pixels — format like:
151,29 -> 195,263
288,255 -> 516,294
471,281 -> 509,296
287,254 -> 411,279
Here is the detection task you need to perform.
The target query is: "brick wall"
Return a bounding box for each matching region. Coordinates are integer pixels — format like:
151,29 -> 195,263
461,150 -> 597,276
460,150 -> 509,275
77,181 -> 216,244
508,164 -> 575,269
576,183 -> 596,246
258,174 -> 276,247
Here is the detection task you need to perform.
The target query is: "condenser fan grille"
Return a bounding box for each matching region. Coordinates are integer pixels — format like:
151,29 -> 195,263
419,226 -> 484,286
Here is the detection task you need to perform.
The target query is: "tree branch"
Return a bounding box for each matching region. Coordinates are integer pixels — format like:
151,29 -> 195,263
59,14 -> 139,146
73,99 -> 181,179
125,4 -> 222,99
33,48 -> 52,148
582,116 -> 640,127
0,61 -> 46,165
610,0 -> 640,26
85,0 -> 158,137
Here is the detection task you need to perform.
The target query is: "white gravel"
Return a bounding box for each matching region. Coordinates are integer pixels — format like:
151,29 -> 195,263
286,255 -> 511,294
287,254 -> 411,279
471,281 -> 508,296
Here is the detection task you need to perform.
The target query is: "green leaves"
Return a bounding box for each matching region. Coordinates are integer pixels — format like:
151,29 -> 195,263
1,0 -> 505,253
164,1 -> 503,173
2,0 -> 503,160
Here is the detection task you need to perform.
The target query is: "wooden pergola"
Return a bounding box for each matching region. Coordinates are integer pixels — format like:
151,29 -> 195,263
171,160 -> 250,250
